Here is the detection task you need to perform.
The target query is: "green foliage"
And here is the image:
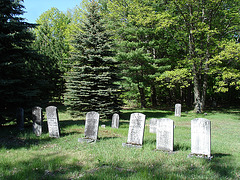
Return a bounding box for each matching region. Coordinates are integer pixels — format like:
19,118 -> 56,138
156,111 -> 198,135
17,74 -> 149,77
32,7 -> 72,102
0,0 -> 55,121
106,0 -> 178,108
64,0 -> 123,118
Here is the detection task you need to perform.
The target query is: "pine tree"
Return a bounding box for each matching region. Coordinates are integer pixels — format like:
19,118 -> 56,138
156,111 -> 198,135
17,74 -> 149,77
0,0 -> 54,122
64,0 -> 122,118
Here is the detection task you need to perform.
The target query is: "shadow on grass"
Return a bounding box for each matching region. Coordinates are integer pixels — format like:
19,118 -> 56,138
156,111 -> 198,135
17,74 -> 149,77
209,153 -> 235,178
0,125 -> 54,150
0,153 -> 83,180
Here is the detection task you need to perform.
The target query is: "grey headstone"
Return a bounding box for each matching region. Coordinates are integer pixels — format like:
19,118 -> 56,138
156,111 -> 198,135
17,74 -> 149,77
122,113 -> 146,148
175,104 -> 181,117
190,118 -> 211,158
16,108 -> 24,130
46,106 -> 60,138
156,118 -> 174,151
78,111 -> 99,143
111,113 -> 119,128
149,118 -> 157,133
32,106 -> 43,136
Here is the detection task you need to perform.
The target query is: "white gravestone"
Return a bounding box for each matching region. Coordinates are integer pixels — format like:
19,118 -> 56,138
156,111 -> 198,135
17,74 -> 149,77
111,113 -> 119,128
32,106 -> 43,136
175,104 -> 181,117
149,118 -> 157,133
156,118 -> 174,151
122,113 -> 146,148
78,111 -> 99,143
46,106 -> 60,138
190,118 -> 211,158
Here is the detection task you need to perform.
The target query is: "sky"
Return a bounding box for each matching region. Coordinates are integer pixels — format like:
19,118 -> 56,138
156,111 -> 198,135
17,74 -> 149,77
22,0 -> 82,23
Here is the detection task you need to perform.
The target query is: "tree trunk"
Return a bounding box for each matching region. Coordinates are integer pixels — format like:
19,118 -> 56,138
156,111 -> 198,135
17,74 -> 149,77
151,85 -> 157,107
193,73 -> 202,113
138,84 -> 146,108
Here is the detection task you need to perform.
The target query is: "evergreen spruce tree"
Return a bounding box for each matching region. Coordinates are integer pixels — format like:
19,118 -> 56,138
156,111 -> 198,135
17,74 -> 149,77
0,0 -> 54,122
64,0 -> 122,118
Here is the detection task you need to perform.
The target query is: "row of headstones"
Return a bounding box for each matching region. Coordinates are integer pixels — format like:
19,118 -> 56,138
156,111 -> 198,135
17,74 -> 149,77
122,113 -> 211,159
16,106 -> 61,138
149,117 -> 211,158
78,111 -> 211,159
18,106 -> 210,158
32,106 -> 119,138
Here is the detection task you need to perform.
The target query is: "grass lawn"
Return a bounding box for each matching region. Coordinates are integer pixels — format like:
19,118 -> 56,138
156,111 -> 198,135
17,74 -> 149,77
0,107 -> 239,179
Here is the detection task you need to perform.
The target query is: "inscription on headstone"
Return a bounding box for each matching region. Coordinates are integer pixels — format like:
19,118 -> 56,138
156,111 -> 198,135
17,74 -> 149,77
156,118 -> 174,151
78,111 -> 99,143
111,113 -> 119,128
175,104 -> 181,117
46,106 -> 60,138
122,113 -> 146,148
32,106 -> 43,136
149,118 -> 157,133
16,107 -> 24,130
190,118 -> 211,158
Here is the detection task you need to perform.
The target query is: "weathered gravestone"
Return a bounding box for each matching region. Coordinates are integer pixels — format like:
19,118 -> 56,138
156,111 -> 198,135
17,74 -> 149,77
156,118 -> 174,151
46,106 -> 60,138
32,106 -> 43,136
78,111 -> 99,143
175,104 -> 181,117
190,118 -> 211,158
111,113 -> 119,128
16,107 -> 24,130
122,113 -> 146,148
149,118 -> 157,133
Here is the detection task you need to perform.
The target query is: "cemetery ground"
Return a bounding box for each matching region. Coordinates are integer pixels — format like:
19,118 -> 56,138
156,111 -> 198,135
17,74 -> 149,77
0,107 -> 239,179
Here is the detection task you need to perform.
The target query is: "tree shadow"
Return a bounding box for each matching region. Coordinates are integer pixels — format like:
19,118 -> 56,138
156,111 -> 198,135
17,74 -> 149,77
0,125 -> 53,150
209,153 -> 235,178
0,153 -> 83,179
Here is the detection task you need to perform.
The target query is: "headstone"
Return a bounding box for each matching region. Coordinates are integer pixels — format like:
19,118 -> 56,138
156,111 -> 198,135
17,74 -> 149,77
175,104 -> 181,117
149,118 -> 157,133
46,106 -> 60,138
190,118 -> 211,158
78,111 -> 99,143
156,118 -> 174,151
111,113 -> 119,128
32,106 -> 43,136
16,108 -> 24,130
122,113 -> 146,148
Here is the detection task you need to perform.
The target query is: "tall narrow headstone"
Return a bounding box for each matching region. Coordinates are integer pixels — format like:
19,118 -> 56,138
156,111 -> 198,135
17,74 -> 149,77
149,118 -> 157,133
122,113 -> 146,148
78,111 -> 100,143
156,118 -> 174,151
16,108 -> 24,130
46,106 -> 60,138
175,104 -> 181,117
32,106 -> 43,136
190,118 -> 211,158
111,113 -> 119,128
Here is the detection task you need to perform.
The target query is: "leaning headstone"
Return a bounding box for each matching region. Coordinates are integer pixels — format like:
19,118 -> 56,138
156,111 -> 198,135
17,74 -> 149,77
32,106 -> 43,136
149,118 -> 158,133
78,111 -> 99,143
175,104 -> 181,117
111,113 -> 119,128
189,118 -> 211,159
122,113 -> 146,148
156,118 -> 174,151
16,108 -> 24,130
46,106 -> 60,138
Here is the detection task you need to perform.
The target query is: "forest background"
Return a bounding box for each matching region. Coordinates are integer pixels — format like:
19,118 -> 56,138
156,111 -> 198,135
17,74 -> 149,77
1,0 -> 240,122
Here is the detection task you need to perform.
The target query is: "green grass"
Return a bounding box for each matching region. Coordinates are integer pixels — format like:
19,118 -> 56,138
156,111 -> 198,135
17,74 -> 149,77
0,108 -> 240,179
